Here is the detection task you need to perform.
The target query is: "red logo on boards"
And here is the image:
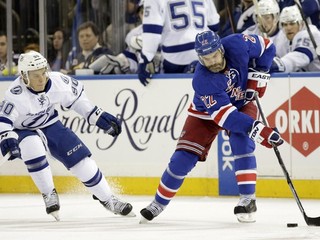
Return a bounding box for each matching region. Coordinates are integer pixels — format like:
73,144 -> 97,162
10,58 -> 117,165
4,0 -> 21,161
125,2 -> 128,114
268,87 -> 319,157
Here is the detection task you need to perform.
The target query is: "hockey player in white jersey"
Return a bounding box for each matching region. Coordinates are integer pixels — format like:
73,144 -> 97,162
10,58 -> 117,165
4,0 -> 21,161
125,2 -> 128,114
0,51 -> 136,220
137,0 -> 220,86
271,5 -> 320,72
243,0 -> 286,50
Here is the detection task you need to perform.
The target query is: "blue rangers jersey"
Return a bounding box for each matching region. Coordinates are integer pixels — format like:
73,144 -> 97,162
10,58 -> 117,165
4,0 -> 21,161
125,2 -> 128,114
142,0 -> 220,65
189,34 -> 275,134
0,72 -> 95,133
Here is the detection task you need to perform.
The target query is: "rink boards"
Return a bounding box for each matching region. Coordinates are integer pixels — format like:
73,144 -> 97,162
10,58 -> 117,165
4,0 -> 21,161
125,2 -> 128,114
0,73 -> 319,198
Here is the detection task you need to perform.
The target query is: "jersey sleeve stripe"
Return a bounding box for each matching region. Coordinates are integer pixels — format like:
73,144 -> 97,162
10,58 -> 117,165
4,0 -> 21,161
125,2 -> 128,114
294,47 -> 314,62
162,42 -> 195,53
211,104 -> 237,126
143,24 -> 163,34
257,35 -> 272,57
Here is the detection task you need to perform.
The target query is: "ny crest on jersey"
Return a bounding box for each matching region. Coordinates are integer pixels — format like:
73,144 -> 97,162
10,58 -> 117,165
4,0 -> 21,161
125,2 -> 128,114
10,86 -> 22,95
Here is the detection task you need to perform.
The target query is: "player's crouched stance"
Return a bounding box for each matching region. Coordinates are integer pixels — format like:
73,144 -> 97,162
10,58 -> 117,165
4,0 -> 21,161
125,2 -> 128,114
140,31 -> 284,224
0,51 -> 135,221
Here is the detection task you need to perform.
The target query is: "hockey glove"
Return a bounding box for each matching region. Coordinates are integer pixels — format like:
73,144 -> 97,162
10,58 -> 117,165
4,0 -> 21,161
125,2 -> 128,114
88,106 -> 122,137
245,70 -> 270,101
0,131 -> 21,160
137,54 -> 153,86
249,120 -> 284,148
270,57 -> 285,73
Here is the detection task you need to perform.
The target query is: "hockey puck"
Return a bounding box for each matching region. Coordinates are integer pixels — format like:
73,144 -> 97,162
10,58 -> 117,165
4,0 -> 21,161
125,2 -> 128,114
287,223 -> 298,227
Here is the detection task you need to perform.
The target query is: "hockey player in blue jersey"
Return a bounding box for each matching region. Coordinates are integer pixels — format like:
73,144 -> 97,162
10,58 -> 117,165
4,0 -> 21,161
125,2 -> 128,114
0,51 -> 135,220
140,31 -> 284,223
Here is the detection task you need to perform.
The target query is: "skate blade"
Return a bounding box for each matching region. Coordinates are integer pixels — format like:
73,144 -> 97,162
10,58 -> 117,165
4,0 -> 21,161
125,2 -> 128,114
50,210 -> 60,221
126,211 -> 136,217
235,212 -> 256,223
139,216 -> 150,224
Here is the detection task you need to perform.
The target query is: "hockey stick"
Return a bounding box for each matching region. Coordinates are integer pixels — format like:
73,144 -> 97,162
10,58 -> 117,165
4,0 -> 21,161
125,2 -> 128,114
252,0 -> 269,38
293,0 -> 320,61
224,0 -> 236,33
254,93 -> 320,226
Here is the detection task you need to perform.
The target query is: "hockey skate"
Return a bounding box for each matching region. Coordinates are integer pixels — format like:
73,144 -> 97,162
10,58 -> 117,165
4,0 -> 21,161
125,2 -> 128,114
93,195 -> 136,217
42,188 -> 60,221
140,200 -> 165,224
234,197 -> 257,223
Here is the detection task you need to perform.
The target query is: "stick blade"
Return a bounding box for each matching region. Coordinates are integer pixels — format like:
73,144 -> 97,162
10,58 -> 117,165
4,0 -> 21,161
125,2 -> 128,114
305,216 -> 320,226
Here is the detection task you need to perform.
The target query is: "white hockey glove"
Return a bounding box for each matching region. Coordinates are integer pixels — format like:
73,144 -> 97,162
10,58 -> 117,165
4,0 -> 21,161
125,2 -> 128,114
88,106 -> 122,137
0,131 -> 21,160
129,35 -> 143,51
245,69 -> 270,101
249,121 -> 283,148
270,57 -> 285,73
89,54 -> 130,74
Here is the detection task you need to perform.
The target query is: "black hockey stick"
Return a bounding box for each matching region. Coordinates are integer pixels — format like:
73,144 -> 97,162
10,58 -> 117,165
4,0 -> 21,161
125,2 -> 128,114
254,93 -> 320,226
293,0 -> 320,61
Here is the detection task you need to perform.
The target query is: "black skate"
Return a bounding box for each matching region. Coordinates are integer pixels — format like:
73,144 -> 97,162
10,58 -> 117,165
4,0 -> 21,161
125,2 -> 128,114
140,200 -> 165,224
42,188 -> 60,221
93,195 -> 136,217
234,197 -> 257,223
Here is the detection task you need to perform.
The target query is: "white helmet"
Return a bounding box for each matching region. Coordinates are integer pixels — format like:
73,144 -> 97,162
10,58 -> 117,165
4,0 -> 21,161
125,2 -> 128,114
18,50 -> 48,86
255,0 -> 280,36
280,5 -> 303,24
256,0 -> 280,16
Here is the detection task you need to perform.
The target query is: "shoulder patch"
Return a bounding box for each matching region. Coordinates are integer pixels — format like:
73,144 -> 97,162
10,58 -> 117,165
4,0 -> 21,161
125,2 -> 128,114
10,86 -> 23,95
61,75 -> 70,84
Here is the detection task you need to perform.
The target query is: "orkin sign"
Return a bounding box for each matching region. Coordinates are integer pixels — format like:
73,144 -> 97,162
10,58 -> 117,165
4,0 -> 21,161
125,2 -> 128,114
268,87 -> 320,157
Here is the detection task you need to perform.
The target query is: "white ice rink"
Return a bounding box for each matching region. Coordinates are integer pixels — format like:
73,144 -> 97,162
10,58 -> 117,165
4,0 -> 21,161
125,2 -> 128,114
0,194 -> 319,240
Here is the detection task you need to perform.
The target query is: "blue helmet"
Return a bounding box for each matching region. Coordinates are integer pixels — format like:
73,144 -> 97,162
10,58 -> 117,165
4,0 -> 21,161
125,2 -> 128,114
195,31 -> 223,56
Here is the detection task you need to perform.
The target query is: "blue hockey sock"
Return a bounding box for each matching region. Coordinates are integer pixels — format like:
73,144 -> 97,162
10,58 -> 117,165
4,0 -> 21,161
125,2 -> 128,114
154,151 -> 198,206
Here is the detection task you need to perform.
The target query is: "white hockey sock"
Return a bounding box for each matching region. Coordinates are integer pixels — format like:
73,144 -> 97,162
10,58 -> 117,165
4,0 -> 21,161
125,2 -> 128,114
29,165 -> 55,194
70,157 -> 112,201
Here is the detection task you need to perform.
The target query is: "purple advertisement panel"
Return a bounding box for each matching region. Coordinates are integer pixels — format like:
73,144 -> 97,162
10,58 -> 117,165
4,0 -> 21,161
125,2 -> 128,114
217,131 -> 238,195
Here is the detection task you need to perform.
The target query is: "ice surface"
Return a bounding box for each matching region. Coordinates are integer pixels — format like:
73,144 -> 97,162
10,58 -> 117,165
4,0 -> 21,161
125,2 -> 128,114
0,194 -> 319,240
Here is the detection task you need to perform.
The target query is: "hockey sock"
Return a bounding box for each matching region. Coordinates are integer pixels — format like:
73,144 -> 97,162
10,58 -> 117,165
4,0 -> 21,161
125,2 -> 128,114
20,135 -> 54,194
155,151 -> 198,206
229,133 -> 257,195
69,157 -> 112,201
234,155 -> 257,195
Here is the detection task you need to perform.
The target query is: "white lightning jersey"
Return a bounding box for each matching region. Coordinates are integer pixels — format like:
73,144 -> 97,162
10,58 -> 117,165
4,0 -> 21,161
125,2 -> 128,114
142,0 -> 220,65
0,72 -> 95,133
242,25 -> 287,54
276,25 -> 320,72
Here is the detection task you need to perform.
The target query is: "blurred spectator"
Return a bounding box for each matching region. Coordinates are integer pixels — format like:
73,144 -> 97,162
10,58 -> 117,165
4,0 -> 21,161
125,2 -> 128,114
0,31 -> 17,76
270,5 -> 320,73
90,0 -> 160,75
219,0 -> 255,37
65,21 -> 114,74
48,28 -> 69,71
23,43 -> 40,53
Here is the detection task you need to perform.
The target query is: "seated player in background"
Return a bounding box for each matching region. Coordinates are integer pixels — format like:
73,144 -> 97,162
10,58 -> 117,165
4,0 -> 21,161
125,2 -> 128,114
271,5 -> 320,73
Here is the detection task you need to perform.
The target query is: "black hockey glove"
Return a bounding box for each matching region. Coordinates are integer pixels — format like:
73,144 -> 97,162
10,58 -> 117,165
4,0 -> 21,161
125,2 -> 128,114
88,106 -> 122,137
137,54 -> 153,86
0,131 -> 21,160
